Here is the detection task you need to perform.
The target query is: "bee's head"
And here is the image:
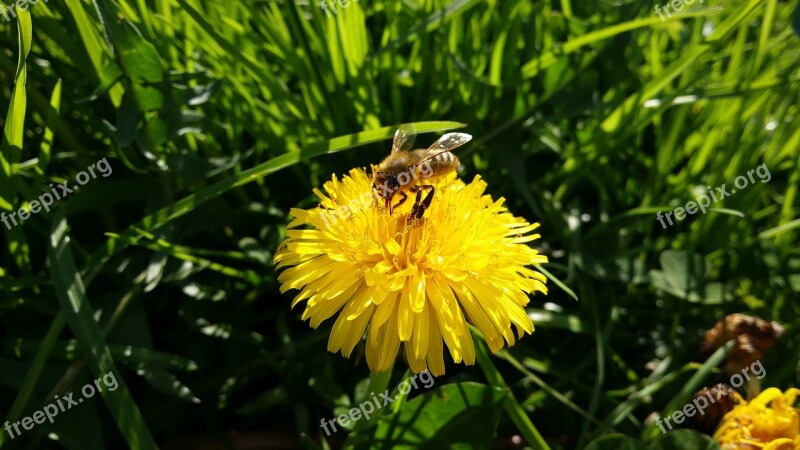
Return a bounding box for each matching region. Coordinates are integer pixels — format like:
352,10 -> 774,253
372,171 -> 400,200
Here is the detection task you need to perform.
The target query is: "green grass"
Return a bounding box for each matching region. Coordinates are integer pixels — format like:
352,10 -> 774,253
1,0 -> 799,449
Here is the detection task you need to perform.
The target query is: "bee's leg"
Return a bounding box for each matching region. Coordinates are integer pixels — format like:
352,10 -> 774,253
390,191 -> 408,213
410,185 -> 435,220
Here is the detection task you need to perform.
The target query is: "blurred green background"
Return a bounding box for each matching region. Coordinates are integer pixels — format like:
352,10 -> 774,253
1,0 -> 799,449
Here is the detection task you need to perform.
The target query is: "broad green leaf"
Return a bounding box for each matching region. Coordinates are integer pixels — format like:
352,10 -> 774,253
343,382 -> 506,450
649,250 -> 706,300
650,430 -> 720,450
106,15 -> 165,111
584,434 -> 648,450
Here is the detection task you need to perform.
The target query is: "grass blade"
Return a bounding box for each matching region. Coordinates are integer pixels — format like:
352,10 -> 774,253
472,326 -> 552,450
48,210 -> 158,450
0,314 -> 66,449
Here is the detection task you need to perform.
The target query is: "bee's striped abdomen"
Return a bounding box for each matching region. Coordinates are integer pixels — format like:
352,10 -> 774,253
438,151 -> 459,166
425,151 -> 459,170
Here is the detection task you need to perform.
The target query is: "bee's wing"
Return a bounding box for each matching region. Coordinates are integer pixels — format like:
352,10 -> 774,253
413,132 -> 472,165
391,124 -> 417,153
427,133 -> 472,153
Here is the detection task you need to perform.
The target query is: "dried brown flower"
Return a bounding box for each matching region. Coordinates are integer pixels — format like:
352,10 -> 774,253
701,313 -> 784,376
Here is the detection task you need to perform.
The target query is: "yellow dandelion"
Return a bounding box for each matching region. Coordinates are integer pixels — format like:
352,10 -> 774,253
714,388 -> 800,450
273,168 -> 548,375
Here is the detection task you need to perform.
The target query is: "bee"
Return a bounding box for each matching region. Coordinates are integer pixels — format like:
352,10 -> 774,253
371,125 -> 472,220
683,383 -> 741,435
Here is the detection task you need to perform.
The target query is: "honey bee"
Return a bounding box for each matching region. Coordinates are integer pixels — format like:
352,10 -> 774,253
371,125 -> 472,220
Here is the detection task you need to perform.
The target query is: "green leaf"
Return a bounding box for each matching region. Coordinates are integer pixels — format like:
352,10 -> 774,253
649,430 -> 720,450
0,10 -> 32,270
112,19 -> 165,84
175,0 -> 304,119
527,309 -> 584,333
7,339 -> 198,372
793,2 -> 800,37
586,430 -> 720,450
376,0 -> 484,54
135,368 -> 199,403
41,388 -> 106,450
644,341 -> 735,440
535,264 -> 578,301
47,211 -> 158,450
584,434 -> 648,450
116,90 -> 141,147
343,382 -> 507,450
758,218 -> 800,240
521,8 -> 722,80
36,79 -> 61,174
601,0 -> 765,132
61,0 -> 123,105
472,327 -> 551,450
0,9 -> 30,204
107,16 -> 165,112
0,315 -> 66,448
649,250 -> 705,300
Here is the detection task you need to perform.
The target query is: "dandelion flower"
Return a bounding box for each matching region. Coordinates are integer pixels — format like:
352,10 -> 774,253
274,168 -> 548,375
714,388 -> 800,450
